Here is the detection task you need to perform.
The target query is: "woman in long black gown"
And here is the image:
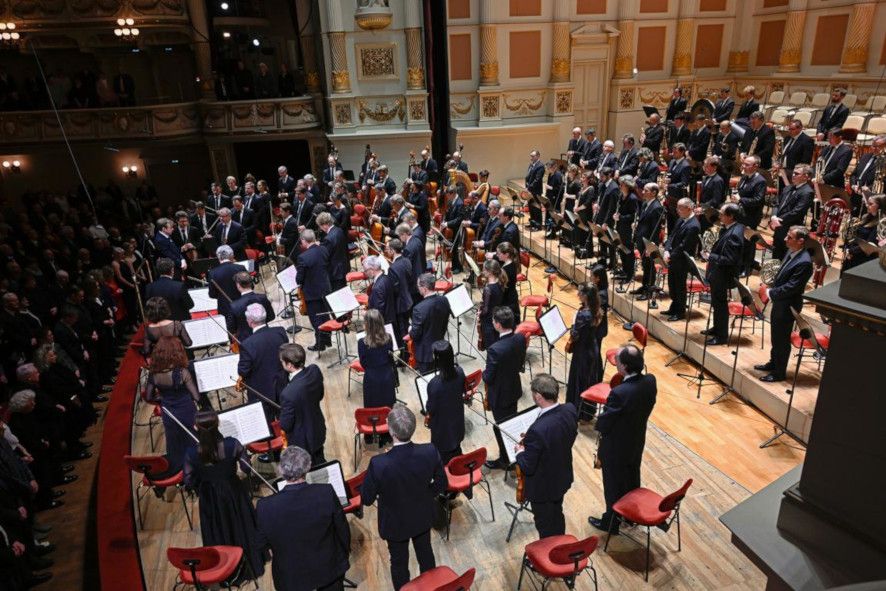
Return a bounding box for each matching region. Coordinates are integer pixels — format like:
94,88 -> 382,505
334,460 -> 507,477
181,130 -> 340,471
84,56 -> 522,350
566,284 -> 603,421
141,297 -> 192,359
495,241 -> 520,320
184,411 -> 267,580
478,259 -> 506,350
357,309 -> 397,408
425,341 -> 466,465
591,264 -> 609,384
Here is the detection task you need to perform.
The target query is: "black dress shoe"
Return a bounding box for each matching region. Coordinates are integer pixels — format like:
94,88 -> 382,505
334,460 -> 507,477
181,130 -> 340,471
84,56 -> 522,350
31,542 -> 55,556
80,440 -> 94,449
484,459 -> 506,470
588,516 -> 618,534
37,500 -> 64,512
666,314 -> 684,322
705,337 -> 727,346
32,523 -> 52,534
307,344 -> 323,352
70,450 -> 92,461
27,556 -> 54,571
700,328 -> 715,335
56,474 -> 78,486
754,362 -> 775,371
637,293 -> 650,301
760,373 -> 785,383
25,571 -> 53,588
94,395 -> 108,403
629,287 -> 645,295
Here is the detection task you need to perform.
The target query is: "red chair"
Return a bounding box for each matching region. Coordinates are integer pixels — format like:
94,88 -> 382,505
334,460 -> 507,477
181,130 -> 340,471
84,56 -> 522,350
462,370 -> 487,423
728,284 -> 769,348
134,367 -> 161,452
604,479 -> 693,581
402,566 -> 476,591
343,470 -> 367,519
443,448 -> 494,540
517,251 -> 531,294
578,373 -> 624,420
353,406 -> 391,470
515,306 -> 546,374
603,322 -> 648,373
246,420 -> 284,456
167,545 -> 257,591
124,455 -> 193,530
518,535 -> 599,591
347,359 -> 364,397
319,315 -> 354,367
519,273 -> 554,319
435,264 -> 454,292
791,328 -> 829,371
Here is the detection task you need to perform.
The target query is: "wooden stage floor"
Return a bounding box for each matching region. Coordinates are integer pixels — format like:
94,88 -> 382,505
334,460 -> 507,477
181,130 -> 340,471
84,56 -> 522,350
128,252 -> 809,590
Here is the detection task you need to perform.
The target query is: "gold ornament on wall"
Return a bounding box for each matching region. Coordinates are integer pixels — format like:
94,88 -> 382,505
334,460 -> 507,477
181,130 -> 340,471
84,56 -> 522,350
479,62 -> 499,84
407,67 -> 425,89
409,99 -> 426,121
305,72 -> 320,90
638,90 -> 671,108
357,44 -> 398,80
358,98 -> 405,123
551,58 -> 570,80
481,96 -> 500,119
504,93 -> 546,116
555,90 -> 572,114
450,96 -> 475,117
331,71 -> 351,93
619,88 -> 635,110
334,103 -> 352,125
354,1 -> 393,31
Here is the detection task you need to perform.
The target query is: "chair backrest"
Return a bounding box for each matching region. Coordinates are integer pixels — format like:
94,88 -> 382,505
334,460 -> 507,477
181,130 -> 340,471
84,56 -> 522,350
244,248 -> 260,261
767,90 -> 785,105
871,96 -> 886,112
354,203 -> 367,217
346,470 -> 367,498
809,93 -> 829,108
793,110 -> 812,127
610,372 -> 624,388
757,284 -> 770,305
491,185 -> 500,196
446,448 -> 487,482
659,478 -> 693,513
519,250 -> 530,269
270,420 -> 283,438
167,546 -> 222,577
463,369 -> 483,393
632,322 -> 648,348
788,91 -> 807,107
355,407 -> 391,432
545,273 -> 555,295
549,536 -> 599,572
350,215 -> 363,228
843,115 -> 866,131
843,93 -> 857,109
768,109 -> 789,124
866,117 -> 886,135
124,454 -> 169,476
438,567 -> 476,591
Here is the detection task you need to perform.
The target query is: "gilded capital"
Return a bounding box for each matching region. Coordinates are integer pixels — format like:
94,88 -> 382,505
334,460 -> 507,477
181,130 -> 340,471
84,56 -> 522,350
671,19 -> 693,76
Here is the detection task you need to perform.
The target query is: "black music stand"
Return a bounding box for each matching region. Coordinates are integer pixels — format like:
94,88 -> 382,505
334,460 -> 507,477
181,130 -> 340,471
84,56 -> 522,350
710,280 -> 765,404
678,262 -> 720,398
586,223 -> 603,270
742,227 -> 763,285
189,257 -> 218,280
444,284 -> 478,362
535,195 -> 558,273
538,306 -> 569,384
201,235 -> 218,256
668,253 -> 705,368
759,307 -> 816,448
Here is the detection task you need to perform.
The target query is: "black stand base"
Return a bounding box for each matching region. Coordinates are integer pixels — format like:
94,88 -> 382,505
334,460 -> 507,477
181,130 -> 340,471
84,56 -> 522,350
505,500 -> 532,543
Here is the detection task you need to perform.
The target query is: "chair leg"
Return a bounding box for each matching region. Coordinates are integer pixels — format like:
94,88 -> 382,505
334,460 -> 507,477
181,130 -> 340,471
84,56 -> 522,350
587,564 -> 598,591
604,516 -> 616,552
135,483 -> 145,529
676,508 -> 682,551
445,501 -> 452,541
179,486 -> 193,530
353,434 -> 360,472
482,479 -> 495,521
645,526 -> 651,582
516,554 -> 528,591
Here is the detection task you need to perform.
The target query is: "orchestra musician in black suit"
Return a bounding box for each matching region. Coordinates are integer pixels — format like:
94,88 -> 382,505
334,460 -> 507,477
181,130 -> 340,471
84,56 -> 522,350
228,271 -> 275,342
154,218 -> 186,274
818,128 -> 853,188
768,165 -> 815,260
292,189 -> 317,232
754,226 -> 815,383
735,155 -> 768,276
566,127 -> 587,166
441,187 -> 466,271
774,119 -> 815,192
451,151 -> 469,174
515,374 -> 578,538
740,112 -> 776,171
321,155 -> 344,195
207,245 -> 246,319
255,446 -> 351,591
397,224 -> 424,303
361,404 -> 447,590
212,207 -> 247,261
278,343 -> 327,466
543,161 -> 564,232
329,184 -> 352,232
695,156 -> 727,232
278,202 -> 301,261
636,148 -> 660,188
665,88 -> 687,122
409,274 -> 452,374
667,114 -> 691,153
613,176 -> 639,280
409,162 -> 429,185
712,87 -> 735,123
317,213 -> 349,291
171,211 -> 200,254
482,307 -> 526,470
701,204 -> 744,345
386,240 -> 415,349
237,303 -> 288,422
420,148 -> 439,183
295,230 -> 332,351
712,120 -> 740,178
207,182 -> 232,211
525,150 -> 545,228
497,207 -> 521,252
277,165 -> 297,200
734,85 -> 759,125
364,255 -> 398,331
588,345 -> 657,536
666,144 -> 692,233
632,183 -> 665,299
425,341 -> 466,465
661,198 -> 701,321
580,128 -> 602,169
815,89 -> 850,139
848,136 -> 885,215
145,257 -> 193,321
231,197 -> 256,245
687,114 -> 711,166
615,135 -> 640,178
474,200 -> 501,251
593,168 -> 620,270
190,202 -> 217,239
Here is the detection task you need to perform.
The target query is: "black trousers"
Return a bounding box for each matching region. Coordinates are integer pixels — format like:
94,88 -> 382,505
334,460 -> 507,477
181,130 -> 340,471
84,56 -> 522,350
531,498 -> 566,538
601,460 -> 641,527
771,227 -> 789,261
641,254 -> 656,290
617,226 -> 634,276
528,197 -> 543,225
307,298 -> 332,346
769,305 -> 794,377
311,446 -> 326,467
709,271 -> 733,340
667,260 -> 689,315
387,529 -> 435,590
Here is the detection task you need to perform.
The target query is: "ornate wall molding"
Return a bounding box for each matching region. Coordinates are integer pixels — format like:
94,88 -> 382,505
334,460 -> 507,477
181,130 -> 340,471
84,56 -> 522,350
554,90 -> 573,115
550,21 -> 571,83
480,25 -> 499,86
407,97 -> 427,122
503,92 -> 546,116
332,102 -> 353,126
480,94 -> 501,119
404,28 -> 425,90
357,97 -> 406,124
5,0 -> 186,22
727,50 -> 749,73
356,43 -> 398,80
450,96 -> 476,119
778,10 -> 806,73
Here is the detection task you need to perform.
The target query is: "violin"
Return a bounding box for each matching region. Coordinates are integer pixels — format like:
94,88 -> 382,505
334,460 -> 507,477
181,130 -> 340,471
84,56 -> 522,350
483,382 -> 490,411
514,432 -> 526,504
235,376 -> 245,392
477,328 -> 485,352
565,333 -> 574,354
424,412 -> 431,428
406,336 -> 417,370
231,340 -> 240,354
297,287 -> 308,315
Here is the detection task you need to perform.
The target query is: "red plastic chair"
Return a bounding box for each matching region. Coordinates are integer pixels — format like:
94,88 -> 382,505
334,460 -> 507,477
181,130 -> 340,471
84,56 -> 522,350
402,566 -> 476,591
517,251 -> 531,294
578,373 -> 624,420
353,406 -> 391,470
435,264 -> 454,292
167,545 -> 255,590
604,479 -> 693,581
347,359 -> 364,397
319,315 -> 354,367
603,322 -> 648,373
124,455 -> 192,530
443,448 -> 494,540
515,306 -> 545,375
728,284 -> 770,348
246,420 -> 284,455
343,470 -> 367,519
518,535 -> 599,591
791,328 -> 829,371
520,273 -> 554,318
462,370 -> 487,423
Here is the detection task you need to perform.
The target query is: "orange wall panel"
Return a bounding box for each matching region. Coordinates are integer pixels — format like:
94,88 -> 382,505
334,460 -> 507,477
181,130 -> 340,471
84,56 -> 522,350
449,33 -> 472,81
577,0 -> 607,14
756,20 -> 785,66
509,31 -> 542,78
448,0 -> 470,19
699,0 -> 726,11
810,14 -> 849,66
640,0 -> 669,13
695,23 -> 724,68
636,26 -> 667,71
509,0 -> 541,17
763,0 -> 788,7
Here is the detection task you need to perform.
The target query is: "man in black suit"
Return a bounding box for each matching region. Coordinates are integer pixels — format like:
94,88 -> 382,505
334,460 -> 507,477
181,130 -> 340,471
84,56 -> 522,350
190,202 -> 216,240
734,85 -> 759,125
734,155 -> 768,276
818,128 -> 853,189
665,88 -> 687,122
420,148 -> 439,183
207,245 -> 246,319
588,345 -> 657,535
482,307 -> 526,470
227,271 -> 275,342
231,197 -> 255,245
318,213 -> 349,291
614,177 -> 639,281
207,182 -> 231,212
321,155 -> 344,196
712,87 -> 735,123
740,111 -> 776,172
145,257 -> 193,321
667,113 -> 691,155
278,343 -> 327,465
397,224 -> 425,303
497,207 -> 521,251
580,128 -> 602,169
295,230 -> 332,351
277,202 -> 301,262
237,303 -> 288,422
566,127 -> 587,166
362,404 -> 446,590
212,207 -> 247,261
769,165 -> 815,260
153,218 -> 186,275
815,88 -> 850,139
593,168 -> 619,270
712,120 -> 740,178
277,165 -> 297,200
687,114 -> 711,166
386,240 -> 415,349
848,136 -> 885,215
451,151 -> 469,173
695,156 -> 727,232
666,144 -> 692,232
662,198 -> 701,321
171,211 -> 200,255
293,188 -> 317,232
636,149 -> 660,188
364,255 -> 398,334
474,200 -> 501,248
774,119 -> 815,191
409,273 -> 451,374
525,150 -> 545,228
701,204 -> 744,345
256,446 -> 350,591
754,226 -> 814,383
615,134 -> 640,178
641,114 -> 664,158
633,183 -> 665,299
514,374 -> 578,538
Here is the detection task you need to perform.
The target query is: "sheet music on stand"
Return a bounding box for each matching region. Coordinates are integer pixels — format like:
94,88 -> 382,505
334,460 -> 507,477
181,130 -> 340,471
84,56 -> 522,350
193,353 -> 240,393
217,402 -> 271,445
189,288 -> 218,313
356,323 -> 397,344
325,286 -> 360,318
236,259 -> 255,273
276,265 -> 298,294
183,317 -> 230,349
445,284 -> 474,318
499,406 -> 541,464
414,371 -> 438,412
464,254 -> 481,278
276,460 -> 350,507
538,306 -> 568,345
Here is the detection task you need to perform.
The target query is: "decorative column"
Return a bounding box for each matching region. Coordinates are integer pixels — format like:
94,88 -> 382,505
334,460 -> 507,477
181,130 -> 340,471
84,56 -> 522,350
325,2 -> 349,94
185,0 -> 213,98
839,1 -> 876,73
614,20 -> 635,78
726,0 -> 753,72
671,18 -> 694,76
550,21 -> 571,82
295,0 -> 320,92
404,0 -> 425,90
479,26 -> 499,85
778,10 -> 807,72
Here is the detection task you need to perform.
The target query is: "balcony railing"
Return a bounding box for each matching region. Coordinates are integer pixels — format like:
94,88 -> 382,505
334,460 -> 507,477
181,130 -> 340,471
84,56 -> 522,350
0,97 -> 321,144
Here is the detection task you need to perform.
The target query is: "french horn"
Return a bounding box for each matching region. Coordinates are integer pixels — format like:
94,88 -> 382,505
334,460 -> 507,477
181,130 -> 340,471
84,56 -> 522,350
760,258 -> 782,285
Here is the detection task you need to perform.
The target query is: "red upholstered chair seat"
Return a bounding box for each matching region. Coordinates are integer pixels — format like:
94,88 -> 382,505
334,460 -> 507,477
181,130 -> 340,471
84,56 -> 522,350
319,319 -> 345,332
612,488 -> 672,526
435,280 -> 454,292
524,535 -> 589,578
347,271 -> 366,282
791,332 -> 829,350
520,294 -> 548,308
517,272 -> 527,282
142,471 -> 183,489
687,278 -> 709,293
727,302 -> 757,317
580,384 -> 611,406
355,294 -> 368,306
516,321 -> 543,339
349,360 -> 364,373
169,546 -> 243,586
401,566 -> 465,590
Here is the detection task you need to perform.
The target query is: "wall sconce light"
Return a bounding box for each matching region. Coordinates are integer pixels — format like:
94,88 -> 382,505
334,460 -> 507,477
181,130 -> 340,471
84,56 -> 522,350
114,18 -> 139,39
2,160 -> 21,173
122,164 -> 138,177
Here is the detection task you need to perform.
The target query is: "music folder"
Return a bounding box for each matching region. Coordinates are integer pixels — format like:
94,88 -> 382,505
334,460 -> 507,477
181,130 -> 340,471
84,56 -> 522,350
498,406 -> 542,464
304,460 -> 350,507
217,401 -> 271,446
193,353 -> 240,393
414,371 -> 438,413
276,264 -> 298,294
189,287 -> 218,313
183,317 -> 229,349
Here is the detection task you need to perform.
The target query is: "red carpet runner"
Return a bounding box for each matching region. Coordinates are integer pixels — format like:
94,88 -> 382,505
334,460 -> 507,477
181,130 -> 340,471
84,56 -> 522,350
96,331 -> 147,591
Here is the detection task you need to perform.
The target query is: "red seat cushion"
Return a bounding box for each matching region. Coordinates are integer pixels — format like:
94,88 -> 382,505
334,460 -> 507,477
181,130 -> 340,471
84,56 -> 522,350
355,294 -> 368,306
687,278 -> 709,293
790,332 -> 829,350
516,273 -> 527,282
356,422 -> 389,436
580,384 -> 610,405
612,487 -> 670,526
435,281 -> 454,292
727,301 -> 756,317
247,436 -> 285,454
143,471 -> 183,488
605,348 -> 618,365
401,566 -> 459,590
516,321 -> 543,337
347,271 -> 366,282
525,535 -> 588,578
445,466 -> 483,493
349,360 -> 364,373
319,319 -> 345,332
178,546 -> 243,585
343,495 -> 362,514
520,295 -> 548,308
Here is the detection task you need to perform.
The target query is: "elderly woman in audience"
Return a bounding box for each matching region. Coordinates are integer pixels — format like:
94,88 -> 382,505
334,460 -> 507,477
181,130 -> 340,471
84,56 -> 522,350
6,390 -> 65,511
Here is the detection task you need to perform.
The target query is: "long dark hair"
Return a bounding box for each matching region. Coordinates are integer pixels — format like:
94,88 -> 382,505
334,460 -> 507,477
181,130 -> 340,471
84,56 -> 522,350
432,340 -> 456,380
591,264 -> 608,292
195,410 -> 222,464
578,283 -> 603,326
